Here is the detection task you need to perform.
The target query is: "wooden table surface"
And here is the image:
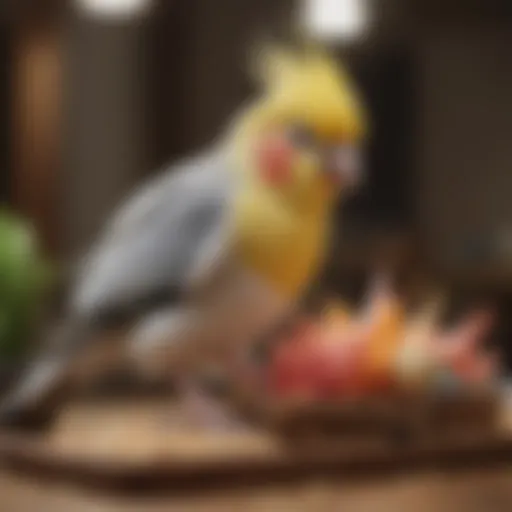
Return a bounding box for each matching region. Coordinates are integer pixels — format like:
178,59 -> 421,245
2,396 -> 512,511
2,466 -> 512,512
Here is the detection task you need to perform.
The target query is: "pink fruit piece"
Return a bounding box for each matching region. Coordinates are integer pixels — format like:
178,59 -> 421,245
268,318 -> 371,401
451,351 -> 500,388
268,319 -> 325,398
435,309 -> 495,367
312,330 -> 368,399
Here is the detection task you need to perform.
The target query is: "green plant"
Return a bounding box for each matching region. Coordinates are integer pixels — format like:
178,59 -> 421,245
0,210 -> 53,360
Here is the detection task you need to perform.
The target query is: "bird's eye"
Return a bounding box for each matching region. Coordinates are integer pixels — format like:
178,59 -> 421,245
287,125 -> 316,149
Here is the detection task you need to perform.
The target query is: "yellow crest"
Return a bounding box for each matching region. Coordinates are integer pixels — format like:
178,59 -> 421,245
251,42 -> 369,141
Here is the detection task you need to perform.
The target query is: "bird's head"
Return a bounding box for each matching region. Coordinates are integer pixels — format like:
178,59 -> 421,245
229,43 -> 369,210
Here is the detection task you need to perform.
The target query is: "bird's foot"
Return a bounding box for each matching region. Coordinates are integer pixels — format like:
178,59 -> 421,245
179,388 -> 249,433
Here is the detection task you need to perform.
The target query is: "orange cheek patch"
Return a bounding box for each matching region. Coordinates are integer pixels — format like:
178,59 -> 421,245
256,136 -> 294,186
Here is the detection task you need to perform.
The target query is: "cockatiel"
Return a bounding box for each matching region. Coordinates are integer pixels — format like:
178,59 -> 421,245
0,44 -> 368,430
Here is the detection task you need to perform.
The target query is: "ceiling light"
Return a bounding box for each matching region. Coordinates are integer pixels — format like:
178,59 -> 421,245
75,0 -> 154,20
302,0 -> 370,42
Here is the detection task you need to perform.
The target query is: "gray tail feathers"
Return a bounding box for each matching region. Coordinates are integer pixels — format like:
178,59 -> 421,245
0,316 -> 93,431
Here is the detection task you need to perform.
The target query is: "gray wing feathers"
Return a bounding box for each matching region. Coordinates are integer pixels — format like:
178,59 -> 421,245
105,151 -> 219,241
71,150 -> 235,319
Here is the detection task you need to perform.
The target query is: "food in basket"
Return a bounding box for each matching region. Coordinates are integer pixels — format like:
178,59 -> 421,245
259,279 -> 501,441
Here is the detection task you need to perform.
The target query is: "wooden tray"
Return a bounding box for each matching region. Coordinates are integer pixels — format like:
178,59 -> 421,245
232,389 -> 500,444
1,393 -> 512,493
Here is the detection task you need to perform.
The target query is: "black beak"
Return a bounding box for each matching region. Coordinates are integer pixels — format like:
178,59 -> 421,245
325,145 -> 364,188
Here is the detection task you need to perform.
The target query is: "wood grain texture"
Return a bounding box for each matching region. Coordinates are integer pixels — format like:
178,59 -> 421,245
1,462 -> 512,511
12,19 -> 62,255
0,395 -> 511,494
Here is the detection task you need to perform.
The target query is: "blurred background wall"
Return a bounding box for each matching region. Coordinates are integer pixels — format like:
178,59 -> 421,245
418,28 -> 512,284
64,10 -> 150,258
0,8 -> 11,205
1,0 -> 512,295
